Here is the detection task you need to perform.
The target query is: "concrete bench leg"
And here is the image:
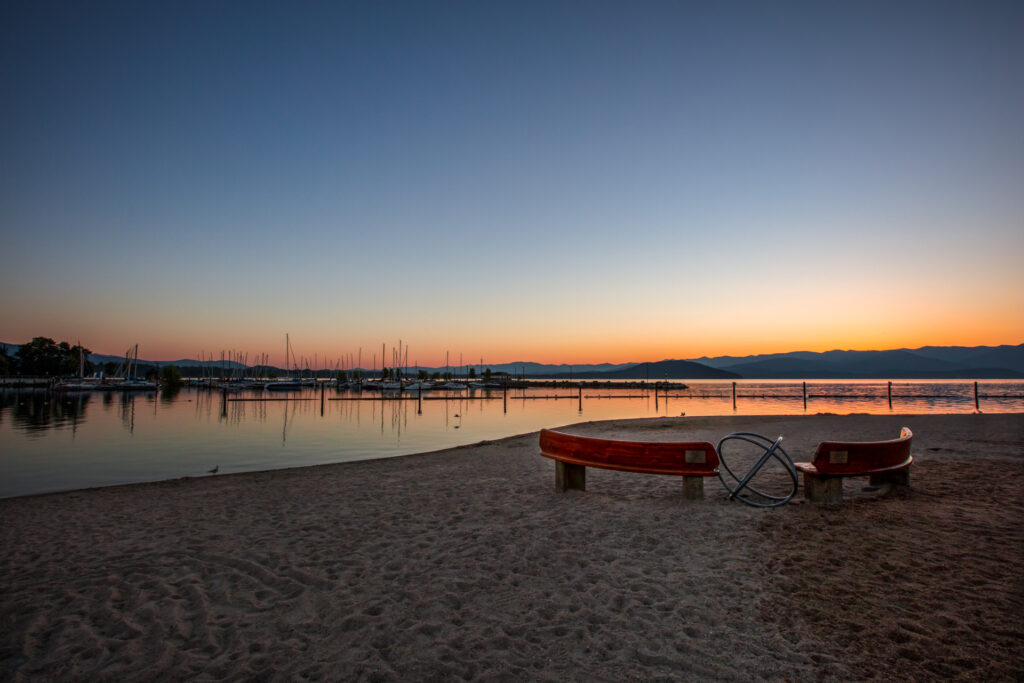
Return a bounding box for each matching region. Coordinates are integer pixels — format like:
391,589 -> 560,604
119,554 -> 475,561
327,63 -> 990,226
555,462 -> 586,492
803,473 -> 842,503
682,476 -> 704,500
870,469 -> 910,487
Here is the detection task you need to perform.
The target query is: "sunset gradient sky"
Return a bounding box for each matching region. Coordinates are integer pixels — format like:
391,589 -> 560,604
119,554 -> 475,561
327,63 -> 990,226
2,1 -> 1022,366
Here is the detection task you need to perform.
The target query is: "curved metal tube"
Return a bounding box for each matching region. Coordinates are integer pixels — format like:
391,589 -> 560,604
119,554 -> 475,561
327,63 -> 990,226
716,432 -> 798,508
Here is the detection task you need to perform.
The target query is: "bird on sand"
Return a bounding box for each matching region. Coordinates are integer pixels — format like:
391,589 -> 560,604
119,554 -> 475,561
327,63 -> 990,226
208,466 -> 219,474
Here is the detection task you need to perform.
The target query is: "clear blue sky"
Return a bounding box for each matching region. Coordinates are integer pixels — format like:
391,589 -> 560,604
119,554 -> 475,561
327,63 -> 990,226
2,1 -> 1022,365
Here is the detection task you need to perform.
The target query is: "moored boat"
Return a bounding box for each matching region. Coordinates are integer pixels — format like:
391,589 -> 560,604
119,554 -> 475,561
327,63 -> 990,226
110,378 -> 158,391
52,342 -> 98,392
53,378 -> 99,392
264,379 -> 303,391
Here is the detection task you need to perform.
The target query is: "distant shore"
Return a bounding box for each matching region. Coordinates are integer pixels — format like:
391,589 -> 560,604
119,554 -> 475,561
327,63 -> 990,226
2,413 -> 1022,680
507,378 -> 691,389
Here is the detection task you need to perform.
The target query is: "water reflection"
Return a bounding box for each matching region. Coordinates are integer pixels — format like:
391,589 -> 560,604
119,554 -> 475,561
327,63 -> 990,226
160,385 -> 183,404
1,389 -> 92,434
1,381 -> 1022,499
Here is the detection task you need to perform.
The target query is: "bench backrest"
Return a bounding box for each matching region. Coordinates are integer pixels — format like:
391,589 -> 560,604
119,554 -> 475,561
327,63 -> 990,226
811,427 -> 913,475
539,429 -> 719,476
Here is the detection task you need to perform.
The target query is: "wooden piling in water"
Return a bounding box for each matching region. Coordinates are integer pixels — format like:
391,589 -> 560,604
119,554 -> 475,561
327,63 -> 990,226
802,381 -> 807,409
320,383 -> 325,416
975,381 -> 979,410
888,381 -> 892,408
732,382 -> 736,409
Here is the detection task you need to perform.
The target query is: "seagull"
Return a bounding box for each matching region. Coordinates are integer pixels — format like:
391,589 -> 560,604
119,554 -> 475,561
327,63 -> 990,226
207,466 -> 219,474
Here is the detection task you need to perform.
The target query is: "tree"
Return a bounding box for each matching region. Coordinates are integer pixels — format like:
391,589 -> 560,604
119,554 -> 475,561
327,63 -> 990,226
337,370 -> 348,382
484,368 -> 492,381
15,337 -> 65,376
431,371 -> 441,381
161,364 -> 183,387
469,368 -> 476,379
60,343 -> 93,376
418,369 -> 428,380
0,345 -> 12,375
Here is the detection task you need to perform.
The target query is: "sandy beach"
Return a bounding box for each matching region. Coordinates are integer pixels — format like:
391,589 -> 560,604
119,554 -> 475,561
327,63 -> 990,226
2,413 -> 1022,680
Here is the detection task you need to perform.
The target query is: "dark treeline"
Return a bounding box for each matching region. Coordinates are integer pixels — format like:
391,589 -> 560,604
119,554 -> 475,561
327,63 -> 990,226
2,338 -> 167,380
1,337 -> 93,377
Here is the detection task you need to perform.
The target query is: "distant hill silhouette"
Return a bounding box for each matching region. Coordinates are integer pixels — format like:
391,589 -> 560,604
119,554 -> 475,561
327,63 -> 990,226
86,353 -> 248,370
4,341 -> 1021,379
692,345 -> 1024,379
544,359 -> 740,380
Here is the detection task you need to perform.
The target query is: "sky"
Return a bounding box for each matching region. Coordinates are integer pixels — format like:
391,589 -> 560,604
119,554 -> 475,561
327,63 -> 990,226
2,1 -> 1022,367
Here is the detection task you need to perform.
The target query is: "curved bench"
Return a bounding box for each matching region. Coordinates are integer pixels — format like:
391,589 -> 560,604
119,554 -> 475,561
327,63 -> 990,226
793,427 -> 914,503
538,429 -> 720,500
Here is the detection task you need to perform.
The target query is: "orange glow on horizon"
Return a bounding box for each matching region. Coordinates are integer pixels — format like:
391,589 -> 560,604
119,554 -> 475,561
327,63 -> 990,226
8,334 -> 1018,368
3,297 -> 1022,367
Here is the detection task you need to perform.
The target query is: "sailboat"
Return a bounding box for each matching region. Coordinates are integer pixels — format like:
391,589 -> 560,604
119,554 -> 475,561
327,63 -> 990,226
264,334 -> 303,391
53,342 -> 97,392
436,351 -> 464,390
111,345 -> 157,390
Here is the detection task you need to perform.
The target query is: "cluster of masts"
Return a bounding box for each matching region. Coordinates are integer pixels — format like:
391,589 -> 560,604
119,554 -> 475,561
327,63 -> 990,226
53,343 -> 158,392
194,335 -> 505,393
52,335 -> 506,394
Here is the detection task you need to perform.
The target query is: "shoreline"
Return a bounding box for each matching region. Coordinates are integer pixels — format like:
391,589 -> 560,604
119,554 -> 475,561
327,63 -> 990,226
2,413 -> 1022,679
4,410 -> 1022,503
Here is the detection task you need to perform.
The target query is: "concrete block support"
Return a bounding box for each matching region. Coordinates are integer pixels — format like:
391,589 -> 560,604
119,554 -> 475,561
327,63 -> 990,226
803,474 -> 843,503
555,461 -> 586,492
870,469 -> 910,487
682,476 -> 704,500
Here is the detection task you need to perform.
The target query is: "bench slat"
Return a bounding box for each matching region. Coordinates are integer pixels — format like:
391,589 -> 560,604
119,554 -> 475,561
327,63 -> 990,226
539,429 -> 719,477
797,427 -> 914,503
807,427 -> 913,476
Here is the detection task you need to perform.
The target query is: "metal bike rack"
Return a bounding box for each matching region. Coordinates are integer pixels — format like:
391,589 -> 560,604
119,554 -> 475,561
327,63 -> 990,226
716,432 -> 798,508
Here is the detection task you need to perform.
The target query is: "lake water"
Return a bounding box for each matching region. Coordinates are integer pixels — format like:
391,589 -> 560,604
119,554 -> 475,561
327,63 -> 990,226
2,380 -> 1022,499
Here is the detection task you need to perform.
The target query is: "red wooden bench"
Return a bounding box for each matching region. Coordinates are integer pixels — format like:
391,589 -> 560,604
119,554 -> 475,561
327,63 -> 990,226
538,429 -> 720,500
793,427 -> 914,503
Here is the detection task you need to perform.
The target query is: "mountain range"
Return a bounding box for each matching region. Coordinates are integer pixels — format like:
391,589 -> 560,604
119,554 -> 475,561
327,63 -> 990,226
3,342 -> 1022,379
691,345 -> 1024,378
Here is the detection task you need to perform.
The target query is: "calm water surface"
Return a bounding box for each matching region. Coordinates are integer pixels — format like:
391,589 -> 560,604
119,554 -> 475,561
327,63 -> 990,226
2,380 -> 1022,498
